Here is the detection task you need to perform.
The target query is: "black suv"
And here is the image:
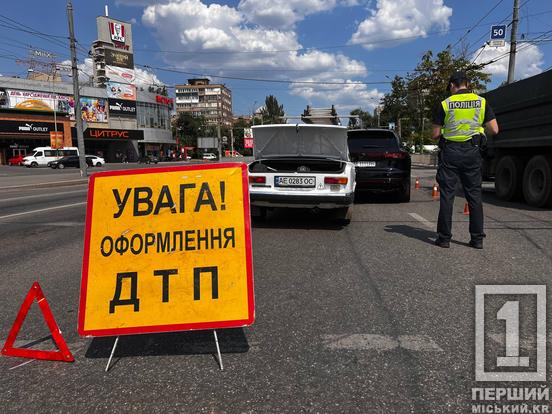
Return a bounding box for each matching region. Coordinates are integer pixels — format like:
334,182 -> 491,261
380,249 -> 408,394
347,129 -> 411,202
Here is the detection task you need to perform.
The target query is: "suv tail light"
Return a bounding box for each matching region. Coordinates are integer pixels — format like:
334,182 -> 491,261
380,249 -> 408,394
324,177 -> 348,185
384,151 -> 408,159
249,175 -> 266,184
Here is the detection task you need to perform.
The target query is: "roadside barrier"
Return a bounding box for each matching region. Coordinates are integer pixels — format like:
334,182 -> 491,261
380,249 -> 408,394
432,184 -> 440,198
415,178 -> 421,190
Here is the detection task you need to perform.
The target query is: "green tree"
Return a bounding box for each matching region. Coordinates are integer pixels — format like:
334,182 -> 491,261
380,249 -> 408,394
380,76 -> 409,129
260,95 -> 286,124
348,108 -> 375,128
231,117 -> 252,154
408,49 -> 491,125
172,112 -> 205,147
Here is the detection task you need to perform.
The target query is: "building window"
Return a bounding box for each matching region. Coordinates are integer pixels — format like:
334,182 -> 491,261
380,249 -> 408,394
137,102 -> 170,130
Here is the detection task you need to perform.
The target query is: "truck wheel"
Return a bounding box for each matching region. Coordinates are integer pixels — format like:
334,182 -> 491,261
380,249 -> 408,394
495,155 -> 523,201
522,155 -> 552,207
31,162 -> 38,168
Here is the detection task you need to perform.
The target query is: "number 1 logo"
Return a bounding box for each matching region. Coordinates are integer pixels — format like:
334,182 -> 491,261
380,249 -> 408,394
475,285 -> 546,382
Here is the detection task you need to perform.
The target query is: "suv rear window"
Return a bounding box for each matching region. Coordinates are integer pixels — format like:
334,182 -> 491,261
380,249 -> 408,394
347,130 -> 400,152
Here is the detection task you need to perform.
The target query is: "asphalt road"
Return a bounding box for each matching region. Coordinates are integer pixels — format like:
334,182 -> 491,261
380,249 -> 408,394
0,166 -> 551,413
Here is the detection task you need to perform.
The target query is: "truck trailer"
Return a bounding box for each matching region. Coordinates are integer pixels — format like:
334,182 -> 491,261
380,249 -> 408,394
482,69 -> 552,207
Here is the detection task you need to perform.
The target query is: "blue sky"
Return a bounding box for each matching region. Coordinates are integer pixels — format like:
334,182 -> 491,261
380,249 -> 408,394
1,0 -> 551,117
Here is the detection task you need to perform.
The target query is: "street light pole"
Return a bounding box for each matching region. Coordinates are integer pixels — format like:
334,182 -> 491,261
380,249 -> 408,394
67,0 -> 87,177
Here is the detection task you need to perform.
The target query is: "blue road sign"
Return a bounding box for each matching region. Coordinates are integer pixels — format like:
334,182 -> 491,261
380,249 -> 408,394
491,25 -> 507,40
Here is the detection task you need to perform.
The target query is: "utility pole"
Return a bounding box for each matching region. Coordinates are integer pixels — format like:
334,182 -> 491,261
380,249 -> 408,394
217,122 -> 222,161
507,0 -> 519,84
230,128 -> 234,157
67,0 -> 87,177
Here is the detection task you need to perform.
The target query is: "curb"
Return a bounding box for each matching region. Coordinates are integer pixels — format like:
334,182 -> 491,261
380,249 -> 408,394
0,178 -> 89,191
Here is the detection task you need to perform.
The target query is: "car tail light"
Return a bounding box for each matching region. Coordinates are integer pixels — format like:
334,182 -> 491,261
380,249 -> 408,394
324,177 -> 348,185
384,151 -> 407,159
249,175 -> 266,184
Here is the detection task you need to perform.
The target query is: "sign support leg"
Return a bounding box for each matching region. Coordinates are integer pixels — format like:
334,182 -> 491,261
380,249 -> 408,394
105,336 -> 120,372
213,330 -> 224,371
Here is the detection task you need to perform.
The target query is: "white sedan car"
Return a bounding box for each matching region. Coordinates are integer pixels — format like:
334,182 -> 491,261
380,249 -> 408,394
248,124 -> 355,224
86,155 -> 105,167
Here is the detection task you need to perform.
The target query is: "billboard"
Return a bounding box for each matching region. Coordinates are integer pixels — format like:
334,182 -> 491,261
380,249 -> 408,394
106,82 -> 136,101
108,98 -> 137,117
0,120 -> 64,134
105,65 -> 135,84
5,89 -> 71,113
78,164 -> 254,336
79,97 -> 108,123
244,128 -> 253,149
105,49 -> 134,69
96,16 -> 133,52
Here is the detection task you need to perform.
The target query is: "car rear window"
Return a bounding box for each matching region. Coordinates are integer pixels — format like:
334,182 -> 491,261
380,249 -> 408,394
347,130 -> 400,152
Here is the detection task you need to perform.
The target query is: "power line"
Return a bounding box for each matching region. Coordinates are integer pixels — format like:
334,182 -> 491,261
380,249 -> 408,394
139,64 -> 391,86
465,0 -> 533,56
450,0 -> 506,51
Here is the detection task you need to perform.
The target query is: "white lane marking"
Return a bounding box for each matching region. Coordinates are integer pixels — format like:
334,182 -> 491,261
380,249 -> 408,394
0,188 -> 87,203
0,202 -> 86,220
408,212 -> 435,230
322,334 -> 443,352
9,359 -> 35,370
0,179 -> 87,191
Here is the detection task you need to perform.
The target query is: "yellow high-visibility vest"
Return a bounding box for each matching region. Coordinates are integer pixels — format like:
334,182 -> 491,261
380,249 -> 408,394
441,93 -> 486,142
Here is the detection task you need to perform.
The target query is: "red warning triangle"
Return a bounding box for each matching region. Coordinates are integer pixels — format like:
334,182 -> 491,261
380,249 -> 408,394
1,282 -> 74,362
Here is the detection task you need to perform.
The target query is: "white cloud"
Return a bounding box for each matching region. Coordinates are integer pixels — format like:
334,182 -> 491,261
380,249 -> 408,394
350,0 -> 452,49
238,0 -> 337,29
472,42 -> 544,81
142,0 -> 378,108
290,81 -> 383,112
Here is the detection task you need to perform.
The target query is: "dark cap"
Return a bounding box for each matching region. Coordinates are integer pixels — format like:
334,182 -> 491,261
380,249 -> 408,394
448,71 -> 468,85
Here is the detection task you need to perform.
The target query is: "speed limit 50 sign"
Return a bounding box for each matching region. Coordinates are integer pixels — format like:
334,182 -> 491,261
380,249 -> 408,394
490,25 -> 506,47
78,163 -> 255,337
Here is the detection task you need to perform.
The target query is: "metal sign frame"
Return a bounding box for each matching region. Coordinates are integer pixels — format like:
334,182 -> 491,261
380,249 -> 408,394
78,163 -> 254,337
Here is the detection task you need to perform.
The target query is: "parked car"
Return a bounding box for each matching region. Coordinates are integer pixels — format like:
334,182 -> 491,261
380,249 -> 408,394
347,128 -> 411,202
50,155 -> 92,169
23,147 -> 79,168
8,154 -> 24,166
248,124 -> 355,224
202,153 -> 217,160
86,155 -> 105,167
138,155 -> 159,164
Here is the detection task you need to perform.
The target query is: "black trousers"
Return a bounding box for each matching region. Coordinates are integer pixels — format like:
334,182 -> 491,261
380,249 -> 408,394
436,141 -> 485,242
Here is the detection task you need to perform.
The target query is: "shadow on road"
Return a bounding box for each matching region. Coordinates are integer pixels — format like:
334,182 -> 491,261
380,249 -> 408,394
85,328 -> 249,360
252,208 -> 346,230
383,224 -> 470,247
482,191 -> 552,212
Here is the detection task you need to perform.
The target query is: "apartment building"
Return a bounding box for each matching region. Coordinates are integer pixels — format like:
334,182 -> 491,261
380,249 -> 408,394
175,79 -> 232,126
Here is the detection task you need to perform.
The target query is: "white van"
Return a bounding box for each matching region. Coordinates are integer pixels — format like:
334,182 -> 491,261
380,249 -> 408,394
23,147 -> 80,168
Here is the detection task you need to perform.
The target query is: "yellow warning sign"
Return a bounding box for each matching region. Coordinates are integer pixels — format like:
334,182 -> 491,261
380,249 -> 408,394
78,163 -> 254,336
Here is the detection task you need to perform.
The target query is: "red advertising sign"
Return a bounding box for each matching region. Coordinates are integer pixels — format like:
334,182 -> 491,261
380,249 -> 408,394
156,95 -> 174,106
244,128 -> 253,149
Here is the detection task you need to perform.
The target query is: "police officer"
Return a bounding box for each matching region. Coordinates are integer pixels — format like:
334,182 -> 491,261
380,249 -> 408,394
432,71 -> 499,249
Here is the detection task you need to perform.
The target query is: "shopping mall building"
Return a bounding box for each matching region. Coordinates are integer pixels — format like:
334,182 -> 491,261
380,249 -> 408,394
0,76 -> 174,165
